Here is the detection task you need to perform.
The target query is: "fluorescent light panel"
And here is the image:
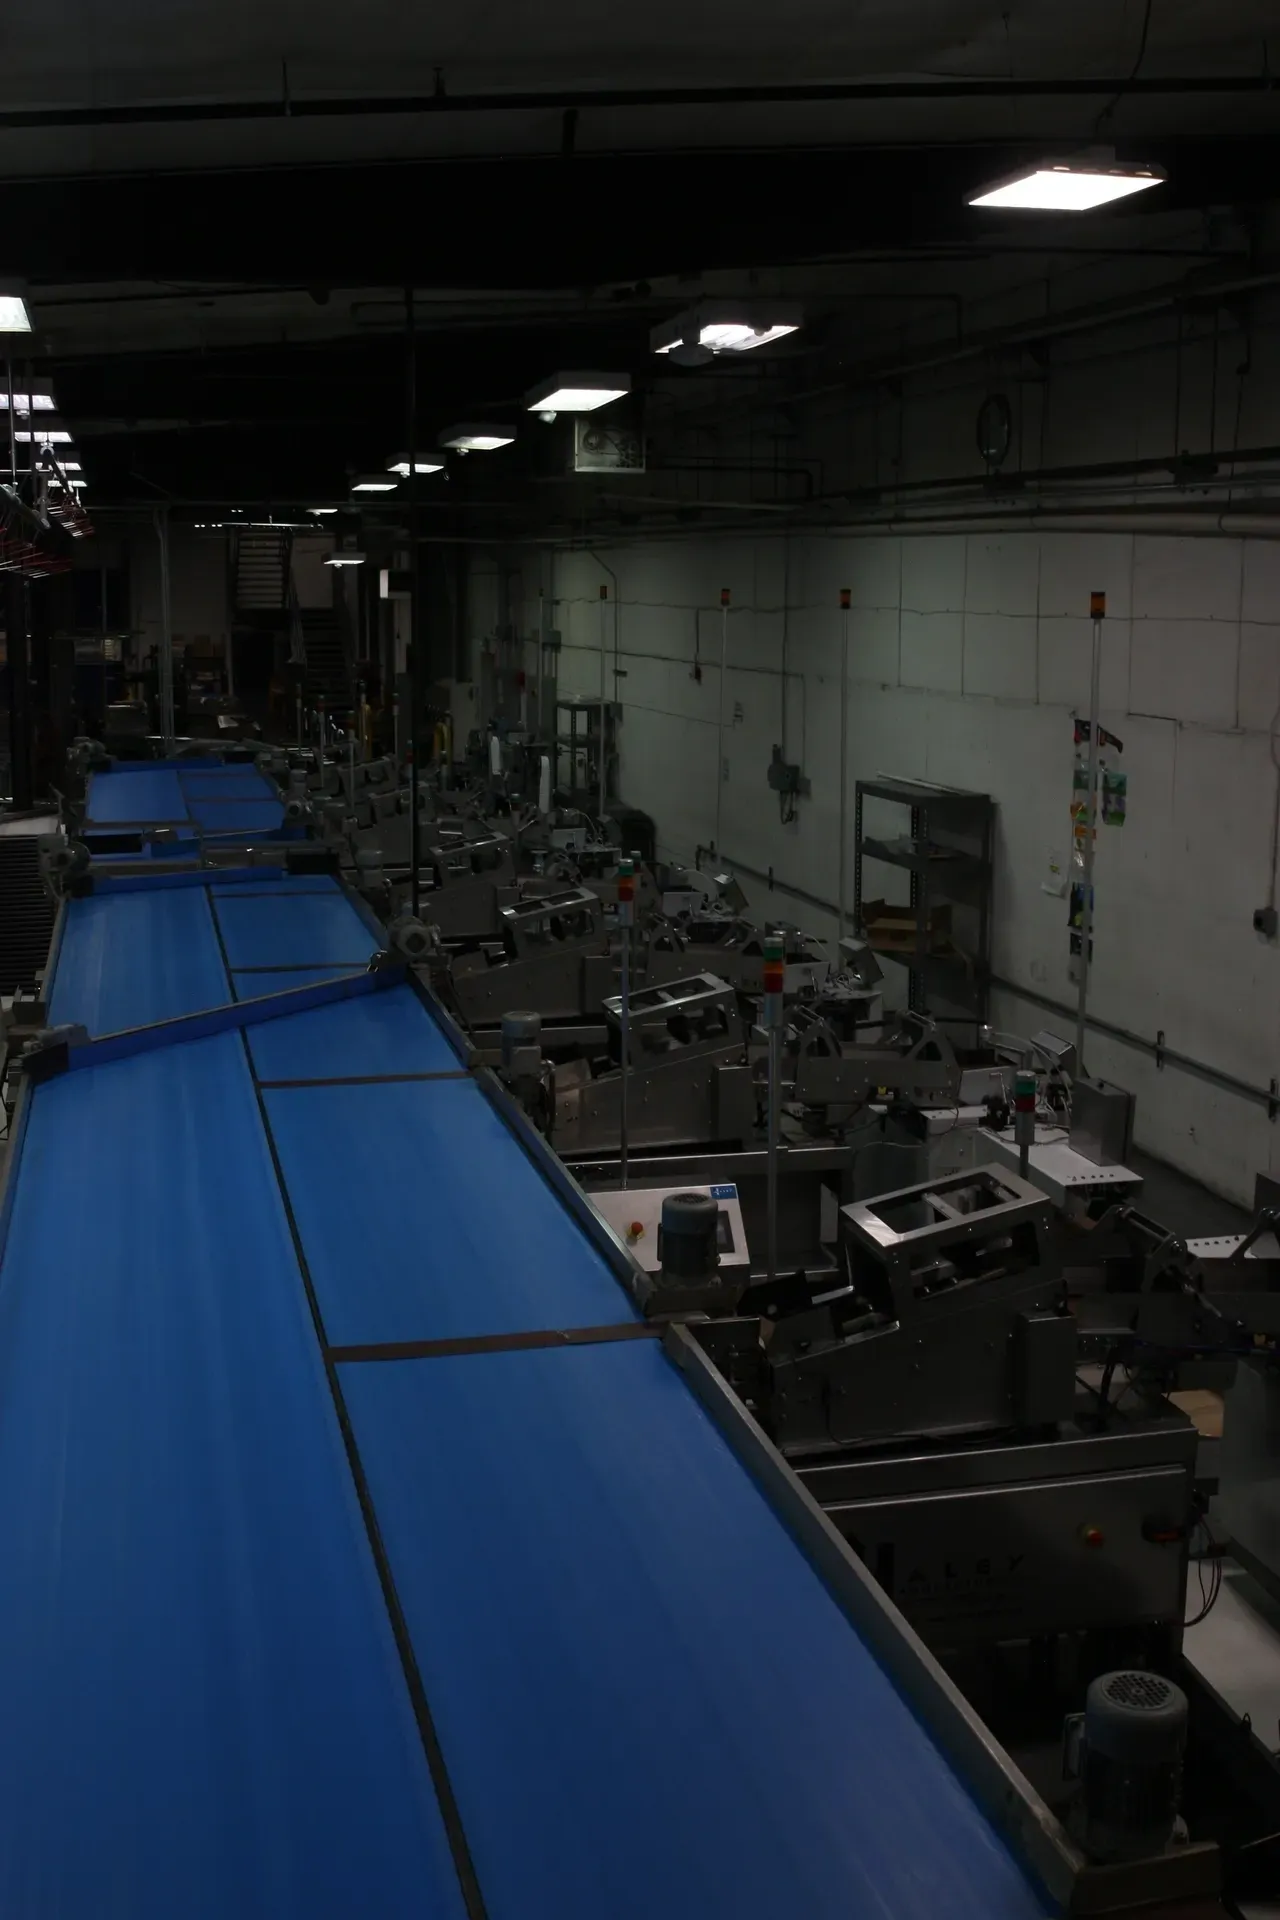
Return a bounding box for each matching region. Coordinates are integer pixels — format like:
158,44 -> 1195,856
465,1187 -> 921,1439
438,424 -> 515,451
0,392 -> 54,410
0,293 -> 33,333
525,373 -> 630,413
968,160 -> 1165,210
650,300 -> 801,356
387,456 -> 444,475
308,505 -> 338,515
325,551 -> 366,567
352,475 -> 398,492
14,427 -> 71,443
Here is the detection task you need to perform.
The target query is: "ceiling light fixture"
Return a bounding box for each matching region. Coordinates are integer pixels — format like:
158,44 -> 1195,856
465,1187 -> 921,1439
308,505 -> 338,515
650,301 -> 801,360
0,288 -> 34,333
352,474 -> 398,492
438,424 -> 516,453
324,549 -> 367,567
13,420 -> 72,443
524,373 -> 631,416
0,391 -> 54,411
387,455 -> 445,476
967,152 -> 1166,211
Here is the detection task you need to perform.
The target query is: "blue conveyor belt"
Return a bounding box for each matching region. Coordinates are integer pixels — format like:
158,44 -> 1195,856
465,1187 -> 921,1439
213,890 -> 377,969
187,798 -> 285,833
231,965 -> 366,1000
265,1076 -> 633,1346
49,887 -> 228,1035
84,763 -> 287,837
8,861 -> 1057,1918
180,772 -> 276,800
85,767 -> 187,824
342,1339 -> 1048,1920
0,1038 -> 466,1918
248,980 -> 463,1081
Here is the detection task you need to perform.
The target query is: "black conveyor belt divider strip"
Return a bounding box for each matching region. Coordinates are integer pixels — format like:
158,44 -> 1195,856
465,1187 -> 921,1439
232,962 -> 367,972
209,878 -> 491,1920
331,1322 -> 661,1365
259,1071 -> 470,1088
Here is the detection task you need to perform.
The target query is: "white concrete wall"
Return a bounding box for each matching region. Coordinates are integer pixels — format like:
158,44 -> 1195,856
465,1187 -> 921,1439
480,527 -> 1280,1206
462,220 -> 1280,1204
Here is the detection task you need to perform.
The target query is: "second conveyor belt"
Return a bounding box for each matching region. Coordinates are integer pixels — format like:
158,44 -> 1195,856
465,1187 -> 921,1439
0,810 -> 1056,1917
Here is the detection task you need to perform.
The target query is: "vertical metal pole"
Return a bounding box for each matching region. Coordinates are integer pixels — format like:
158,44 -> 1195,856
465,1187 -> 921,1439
406,286 -> 422,920
1074,606 -> 1104,1075
715,587 -> 729,857
5,571 -> 33,808
598,583 -> 608,824
838,588 -> 851,947
618,855 -> 635,1190
154,507 -> 175,750
6,356 -> 16,486
763,927 -> 784,1283
295,687 -> 303,754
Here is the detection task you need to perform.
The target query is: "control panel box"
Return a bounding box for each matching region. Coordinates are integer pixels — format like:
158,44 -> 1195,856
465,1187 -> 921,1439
591,1182 -> 751,1276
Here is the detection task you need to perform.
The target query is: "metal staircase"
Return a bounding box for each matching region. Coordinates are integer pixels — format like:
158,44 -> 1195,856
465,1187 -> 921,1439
298,609 -> 350,704
232,529 -> 291,622
0,830 -> 55,994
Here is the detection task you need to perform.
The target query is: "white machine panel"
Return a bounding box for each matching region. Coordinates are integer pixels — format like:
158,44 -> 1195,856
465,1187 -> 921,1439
590,1182 -> 752,1275
979,1128 -> 1143,1208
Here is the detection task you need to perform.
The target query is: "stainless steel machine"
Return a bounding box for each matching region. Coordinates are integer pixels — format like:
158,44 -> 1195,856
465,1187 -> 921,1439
551,972 -> 755,1156
451,886 -> 613,1026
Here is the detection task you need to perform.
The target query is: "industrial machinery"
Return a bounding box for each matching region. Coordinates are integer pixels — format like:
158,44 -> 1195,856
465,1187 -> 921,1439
452,886 -> 613,1027
550,972 -> 755,1156
591,1182 -> 752,1315
648,914 -> 830,997
784,1008 -> 961,1134
22,750 -> 1280,1915
769,1166 -> 1069,1452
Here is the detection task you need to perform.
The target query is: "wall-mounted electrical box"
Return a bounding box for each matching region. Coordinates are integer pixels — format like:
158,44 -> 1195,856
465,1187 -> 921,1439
767,744 -> 810,798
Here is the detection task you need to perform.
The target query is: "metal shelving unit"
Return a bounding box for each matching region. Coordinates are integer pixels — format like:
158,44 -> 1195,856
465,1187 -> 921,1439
853,777 -> 994,1034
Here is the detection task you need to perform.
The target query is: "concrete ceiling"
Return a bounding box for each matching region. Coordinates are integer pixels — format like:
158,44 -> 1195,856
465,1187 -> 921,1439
4,0 -> 1280,178
6,0 -> 1279,513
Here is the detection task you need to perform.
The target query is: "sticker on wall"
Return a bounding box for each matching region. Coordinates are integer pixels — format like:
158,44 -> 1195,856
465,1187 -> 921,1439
1102,768 -> 1127,826
1042,850 -> 1068,898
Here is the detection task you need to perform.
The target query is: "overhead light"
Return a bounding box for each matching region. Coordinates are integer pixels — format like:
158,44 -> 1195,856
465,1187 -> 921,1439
525,373 -> 630,415
438,424 -> 516,452
67,478 -> 87,490
0,391 -> 54,411
324,549 -> 366,567
967,154 -> 1166,211
387,455 -> 445,476
0,290 -> 33,334
352,474 -> 398,492
308,505 -> 338,515
60,461 -> 82,472
650,301 -> 801,359
14,418 -> 72,443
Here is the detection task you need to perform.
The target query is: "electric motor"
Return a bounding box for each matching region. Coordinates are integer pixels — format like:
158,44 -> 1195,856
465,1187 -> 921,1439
658,1191 -> 720,1282
1068,1671 -> 1188,1863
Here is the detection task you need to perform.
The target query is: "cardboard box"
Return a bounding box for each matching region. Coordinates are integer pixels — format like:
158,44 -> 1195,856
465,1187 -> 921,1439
862,897 -> 952,954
